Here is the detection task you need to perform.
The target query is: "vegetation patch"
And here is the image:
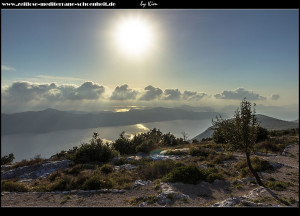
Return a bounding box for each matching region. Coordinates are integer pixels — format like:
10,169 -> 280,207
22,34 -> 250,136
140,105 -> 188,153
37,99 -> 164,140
1,180 -> 30,192
1,153 -> 15,165
125,195 -> 158,206
11,155 -> 45,169
234,156 -> 274,177
265,181 -> 292,191
60,195 -> 71,205
100,164 -> 114,174
139,159 -> 184,180
162,165 -> 204,184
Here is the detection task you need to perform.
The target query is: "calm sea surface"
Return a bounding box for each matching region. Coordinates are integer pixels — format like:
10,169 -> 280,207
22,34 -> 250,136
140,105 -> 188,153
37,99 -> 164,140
1,119 -> 212,162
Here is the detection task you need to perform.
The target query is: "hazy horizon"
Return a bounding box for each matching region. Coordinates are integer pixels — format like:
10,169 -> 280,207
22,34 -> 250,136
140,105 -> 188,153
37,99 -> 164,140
1,9 -> 299,121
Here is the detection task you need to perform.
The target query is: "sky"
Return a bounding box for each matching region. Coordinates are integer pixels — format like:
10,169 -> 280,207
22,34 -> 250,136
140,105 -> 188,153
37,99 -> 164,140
1,9 -> 299,120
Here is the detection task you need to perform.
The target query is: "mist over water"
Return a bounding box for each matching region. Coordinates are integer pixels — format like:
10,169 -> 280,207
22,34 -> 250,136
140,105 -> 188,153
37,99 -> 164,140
1,119 -> 212,162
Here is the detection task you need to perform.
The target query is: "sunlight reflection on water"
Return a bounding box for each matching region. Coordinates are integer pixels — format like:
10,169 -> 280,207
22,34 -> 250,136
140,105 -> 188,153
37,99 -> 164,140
1,119 -> 212,162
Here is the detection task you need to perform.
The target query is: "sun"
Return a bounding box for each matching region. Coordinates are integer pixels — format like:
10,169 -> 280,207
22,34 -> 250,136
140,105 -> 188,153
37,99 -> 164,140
114,17 -> 153,57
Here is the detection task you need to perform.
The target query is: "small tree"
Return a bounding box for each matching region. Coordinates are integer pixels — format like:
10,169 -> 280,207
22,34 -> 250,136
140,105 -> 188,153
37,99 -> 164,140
1,153 -> 15,165
181,131 -> 188,142
212,98 -> 263,186
73,132 -> 117,164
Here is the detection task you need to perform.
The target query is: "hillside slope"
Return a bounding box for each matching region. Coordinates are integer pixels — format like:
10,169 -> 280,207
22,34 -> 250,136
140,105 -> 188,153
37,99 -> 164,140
193,114 -> 299,141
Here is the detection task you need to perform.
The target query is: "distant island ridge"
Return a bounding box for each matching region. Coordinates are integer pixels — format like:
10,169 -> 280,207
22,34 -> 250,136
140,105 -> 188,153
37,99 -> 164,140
1,107 -> 298,136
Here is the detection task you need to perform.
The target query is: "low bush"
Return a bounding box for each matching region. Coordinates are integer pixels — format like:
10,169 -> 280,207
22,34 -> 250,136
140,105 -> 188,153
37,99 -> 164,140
255,141 -> 282,154
235,157 -> 274,172
50,177 -> 68,191
203,167 -> 225,183
265,181 -> 292,191
211,153 -> 235,164
11,155 -> 45,169
188,147 -> 210,157
73,133 -> 118,164
162,165 -> 206,184
1,180 -> 30,192
100,164 -> 114,174
234,156 -> 274,178
139,159 -> 183,180
1,153 -> 15,165
83,175 -> 113,190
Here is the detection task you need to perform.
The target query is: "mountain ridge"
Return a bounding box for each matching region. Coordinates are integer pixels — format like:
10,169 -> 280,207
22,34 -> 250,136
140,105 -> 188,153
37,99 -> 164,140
192,114 -> 299,141
1,107 -> 221,135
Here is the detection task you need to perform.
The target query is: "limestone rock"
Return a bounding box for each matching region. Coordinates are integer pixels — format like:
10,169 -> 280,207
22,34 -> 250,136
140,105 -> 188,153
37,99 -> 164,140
132,180 -> 152,188
1,160 -> 71,180
114,164 -> 137,171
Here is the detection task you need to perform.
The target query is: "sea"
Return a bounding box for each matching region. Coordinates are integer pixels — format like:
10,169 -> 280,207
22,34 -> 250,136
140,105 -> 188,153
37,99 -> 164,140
1,119 -> 212,162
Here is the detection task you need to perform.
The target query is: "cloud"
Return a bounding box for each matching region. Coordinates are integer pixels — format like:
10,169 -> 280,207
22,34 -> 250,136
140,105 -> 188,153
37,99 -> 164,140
214,88 -> 266,100
2,81 -> 105,102
183,90 -> 207,100
271,94 -> 280,100
74,82 -> 105,100
3,82 -> 56,102
164,89 -> 181,100
110,84 -> 138,100
2,64 -> 16,71
139,85 -> 163,101
47,82 -> 105,100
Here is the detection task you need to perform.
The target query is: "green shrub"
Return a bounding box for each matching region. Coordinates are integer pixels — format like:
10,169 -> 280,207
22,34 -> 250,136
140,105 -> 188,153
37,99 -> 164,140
1,180 -> 30,192
139,159 -> 183,180
162,165 -> 206,184
1,153 -> 15,165
255,141 -> 282,154
256,127 -> 269,142
67,164 -> 84,175
188,147 -> 209,157
251,157 -> 274,172
235,156 -> 274,173
135,140 -> 155,154
100,164 -> 114,174
161,133 -> 182,146
112,132 -> 136,155
211,153 -> 235,164
83,175 -> 113,190
82,175 -> 102,190
203,167 -> 224,183
73,133 -> 117,164
11,155 -> 45,169
265,181 -> 291,191
113,157 -> 127,166
50,177 -> 68,191
48,171 -> 62,182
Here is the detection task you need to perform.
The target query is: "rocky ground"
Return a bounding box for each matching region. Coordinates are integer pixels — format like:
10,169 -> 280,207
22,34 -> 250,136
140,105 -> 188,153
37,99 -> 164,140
1,143 -> 299,207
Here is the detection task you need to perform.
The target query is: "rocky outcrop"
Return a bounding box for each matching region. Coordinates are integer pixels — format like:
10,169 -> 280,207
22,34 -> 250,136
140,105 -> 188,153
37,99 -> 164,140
157,182 -> 190,206
114,164 -> 137,172
282,143 -> 298,156
132,180 -> 152,189
1,160 -> 71,181
212,186 -> 281,207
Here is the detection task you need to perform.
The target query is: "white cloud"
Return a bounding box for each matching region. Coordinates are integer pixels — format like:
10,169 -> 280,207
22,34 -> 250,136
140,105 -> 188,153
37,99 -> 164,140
139,85 -> 163,101
1,64 -> 16,71
2,81 -> 105,102
164,89 -> 181,100
183,90 -> 207,100
214,88 -> 266,100
110,84 -> 138,100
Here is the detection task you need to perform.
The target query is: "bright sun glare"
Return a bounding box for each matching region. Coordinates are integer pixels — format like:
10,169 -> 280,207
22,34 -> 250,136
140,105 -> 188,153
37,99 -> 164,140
115,18 -> 153,57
